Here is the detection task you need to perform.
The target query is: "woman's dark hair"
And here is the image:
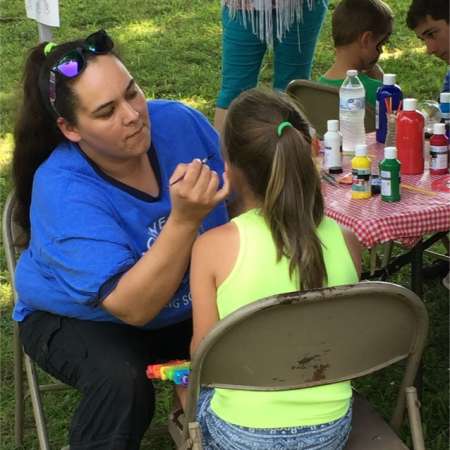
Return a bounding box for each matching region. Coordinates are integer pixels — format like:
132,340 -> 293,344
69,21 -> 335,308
406,0 -> 449,29
13,38 -> 116,242
223,88 -> 326,291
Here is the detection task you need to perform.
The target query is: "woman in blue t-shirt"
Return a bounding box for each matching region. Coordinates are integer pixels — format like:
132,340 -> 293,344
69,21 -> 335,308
12,29 -> 229,449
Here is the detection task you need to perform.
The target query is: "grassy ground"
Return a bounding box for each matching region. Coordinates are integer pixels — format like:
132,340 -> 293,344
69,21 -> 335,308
0,0 -> 448,449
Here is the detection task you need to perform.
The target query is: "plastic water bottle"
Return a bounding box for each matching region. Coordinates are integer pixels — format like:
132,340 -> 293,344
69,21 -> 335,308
376,74 -> 403,144
340,69 -> 366,154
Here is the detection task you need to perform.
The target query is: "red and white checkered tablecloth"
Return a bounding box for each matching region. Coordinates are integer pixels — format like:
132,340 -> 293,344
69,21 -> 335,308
322,134 -> 450,248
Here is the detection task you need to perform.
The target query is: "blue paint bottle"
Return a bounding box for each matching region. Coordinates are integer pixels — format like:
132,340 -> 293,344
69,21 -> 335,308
376,74 -> 403,144
440,92 -> 450,140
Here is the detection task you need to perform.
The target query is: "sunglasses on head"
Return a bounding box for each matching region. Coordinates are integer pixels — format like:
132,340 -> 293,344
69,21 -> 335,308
47,29 -> 114,116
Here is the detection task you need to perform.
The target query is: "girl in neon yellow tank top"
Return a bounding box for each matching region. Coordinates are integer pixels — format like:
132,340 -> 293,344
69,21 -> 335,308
190,88 -> 362,449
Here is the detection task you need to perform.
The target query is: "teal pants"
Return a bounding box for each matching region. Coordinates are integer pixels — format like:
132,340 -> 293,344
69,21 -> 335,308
217,2 -> 328,108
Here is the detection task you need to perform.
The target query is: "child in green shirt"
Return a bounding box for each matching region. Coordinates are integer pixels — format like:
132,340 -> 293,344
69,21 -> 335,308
319,0 -> 394,108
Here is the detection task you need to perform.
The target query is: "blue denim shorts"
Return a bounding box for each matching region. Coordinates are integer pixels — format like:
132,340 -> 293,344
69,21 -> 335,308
197,388 -> 352,450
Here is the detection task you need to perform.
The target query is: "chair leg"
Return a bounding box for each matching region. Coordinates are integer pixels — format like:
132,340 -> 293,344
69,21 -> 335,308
13,323 -> 24,447
24,355 -> 51,450
405,386 -> 426,450
189,422 -> 204,450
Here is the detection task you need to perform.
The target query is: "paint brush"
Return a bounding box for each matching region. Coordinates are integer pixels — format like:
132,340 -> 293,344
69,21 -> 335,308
170,157 -> 209,186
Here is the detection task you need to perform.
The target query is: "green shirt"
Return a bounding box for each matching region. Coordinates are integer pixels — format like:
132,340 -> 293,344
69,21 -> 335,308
318,73 -> 382,108
211,209 -> 358,428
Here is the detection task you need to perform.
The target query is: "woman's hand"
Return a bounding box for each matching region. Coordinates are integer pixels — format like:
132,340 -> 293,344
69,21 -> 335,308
169,159 -> 230,226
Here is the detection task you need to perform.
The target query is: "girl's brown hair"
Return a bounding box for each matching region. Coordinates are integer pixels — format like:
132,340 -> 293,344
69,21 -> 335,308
223,88 -> 326,290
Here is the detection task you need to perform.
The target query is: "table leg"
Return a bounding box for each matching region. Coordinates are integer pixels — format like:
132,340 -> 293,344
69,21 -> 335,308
410,240 -> 424,397
410,239 -> 424,298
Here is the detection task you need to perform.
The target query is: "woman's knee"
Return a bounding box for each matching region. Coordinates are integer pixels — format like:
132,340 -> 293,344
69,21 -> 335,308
87,359 -> 154,404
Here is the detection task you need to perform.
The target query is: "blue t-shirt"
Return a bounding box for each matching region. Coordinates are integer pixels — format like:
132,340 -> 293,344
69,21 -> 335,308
14,100 -> 228,329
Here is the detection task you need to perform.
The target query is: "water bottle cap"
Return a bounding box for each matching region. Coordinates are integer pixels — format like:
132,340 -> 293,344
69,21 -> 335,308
440,92 -> 450,103
327,120 -> 339,132
346,69 -> 358,77
383,74 -> 396,85
384,146 -> 397,159
403,98 -> 417,111
355,144 -> 368,156
433,123 -> 446,135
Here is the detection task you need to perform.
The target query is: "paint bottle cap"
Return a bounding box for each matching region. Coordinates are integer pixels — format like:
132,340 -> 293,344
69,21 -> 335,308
355,144 -> 368,156
384,146 -> 397,159
383,74 -> 396,85
346,69 -> 358,77
327,120 -> 339,132
403,98 -> 417,111
433,123 -> 446,135
440,92 -> 450,103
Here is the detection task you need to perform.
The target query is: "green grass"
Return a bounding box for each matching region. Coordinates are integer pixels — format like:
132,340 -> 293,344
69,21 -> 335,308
0,0 -> 448,449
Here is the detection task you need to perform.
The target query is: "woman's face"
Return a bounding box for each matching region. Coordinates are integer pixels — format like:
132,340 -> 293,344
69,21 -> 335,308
59,54 -> 151,164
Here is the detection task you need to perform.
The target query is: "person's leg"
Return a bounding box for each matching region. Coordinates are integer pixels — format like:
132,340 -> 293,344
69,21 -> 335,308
19,312 -> 191,450
215,6 -> 267,133
273,0 -> 328,91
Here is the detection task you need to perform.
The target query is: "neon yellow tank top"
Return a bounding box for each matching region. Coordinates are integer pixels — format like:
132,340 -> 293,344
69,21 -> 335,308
211,209 -> 358,428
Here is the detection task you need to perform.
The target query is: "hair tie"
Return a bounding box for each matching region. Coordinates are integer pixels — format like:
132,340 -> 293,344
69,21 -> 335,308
277,121 -> 293,137
44,42 -> 57,56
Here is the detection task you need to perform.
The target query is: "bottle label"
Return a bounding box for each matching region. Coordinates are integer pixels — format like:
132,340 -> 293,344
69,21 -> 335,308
381,179 -> 392,197
352,168 -> 371,192
340,96 -> 365,112
430,145 -> 449,170
324,144 -> 342,169
376,100 -> 379,129
380,170 -> 391,179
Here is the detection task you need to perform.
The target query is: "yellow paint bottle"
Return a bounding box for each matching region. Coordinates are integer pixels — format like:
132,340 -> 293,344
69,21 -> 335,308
351,144 -> 372,199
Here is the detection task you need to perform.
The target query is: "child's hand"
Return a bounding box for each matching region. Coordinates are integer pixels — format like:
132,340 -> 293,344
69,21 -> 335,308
365,64 -> 384,81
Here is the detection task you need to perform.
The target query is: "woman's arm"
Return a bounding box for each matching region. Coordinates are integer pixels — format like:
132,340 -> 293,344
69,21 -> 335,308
103,160 -> 229,326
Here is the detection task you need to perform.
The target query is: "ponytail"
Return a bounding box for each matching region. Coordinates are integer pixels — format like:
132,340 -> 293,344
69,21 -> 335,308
224,88 -> 327,290
262,124 -> 326,290
13,42 -> 65,240
12,36 -> 113,243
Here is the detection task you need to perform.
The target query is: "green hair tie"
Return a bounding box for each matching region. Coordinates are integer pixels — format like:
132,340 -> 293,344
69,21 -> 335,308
44,42 -> 57,56
277,121 -> 293,137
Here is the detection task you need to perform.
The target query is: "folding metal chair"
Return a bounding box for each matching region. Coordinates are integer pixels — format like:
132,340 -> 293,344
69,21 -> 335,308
286,79 -> 376,138
2,191 -> 71,450
168,281 -> 428,450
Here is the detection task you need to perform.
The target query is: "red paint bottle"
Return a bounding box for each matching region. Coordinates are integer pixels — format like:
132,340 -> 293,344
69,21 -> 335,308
396,98 -> 425,175
430,123 -> 449,175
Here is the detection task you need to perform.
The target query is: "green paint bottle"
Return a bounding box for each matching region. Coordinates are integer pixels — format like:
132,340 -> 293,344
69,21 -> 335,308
380,146 -> 401,202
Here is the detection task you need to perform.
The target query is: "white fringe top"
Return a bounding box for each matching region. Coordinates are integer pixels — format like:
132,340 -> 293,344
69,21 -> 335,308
223,0 -> 324,47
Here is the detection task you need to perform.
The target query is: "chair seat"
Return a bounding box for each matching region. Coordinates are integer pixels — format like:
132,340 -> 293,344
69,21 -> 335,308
345,394 -> 409,450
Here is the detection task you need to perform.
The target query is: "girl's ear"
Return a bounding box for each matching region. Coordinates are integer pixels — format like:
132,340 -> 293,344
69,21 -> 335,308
56,117 -> 82,143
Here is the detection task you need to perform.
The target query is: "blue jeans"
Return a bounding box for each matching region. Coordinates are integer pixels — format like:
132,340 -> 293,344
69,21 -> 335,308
217,3 -> 328,108
197,388 -> 352,450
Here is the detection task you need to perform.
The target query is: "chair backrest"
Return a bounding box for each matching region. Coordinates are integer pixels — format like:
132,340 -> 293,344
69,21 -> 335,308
184,281 -> 428,434
2,191 -> 25,300
286,79 -> 376,138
